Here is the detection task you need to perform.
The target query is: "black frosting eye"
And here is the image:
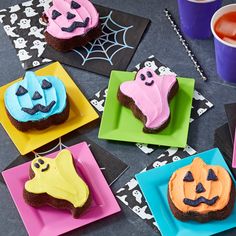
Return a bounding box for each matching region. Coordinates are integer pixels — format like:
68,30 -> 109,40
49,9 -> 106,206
52,10 -> 61,20
34,163 -> 40,168
42,80 -> 52,89
67,12 -> 76,19
16,85 -> 28,96
207,169 -> 218,181
38,159 -> 44,164
147,71 -> 153,78
32,91 -> 42,100
183,171 -> 194,182
196,183 -> 206,193
71,0 -> 81,9
140,74 -> 146,81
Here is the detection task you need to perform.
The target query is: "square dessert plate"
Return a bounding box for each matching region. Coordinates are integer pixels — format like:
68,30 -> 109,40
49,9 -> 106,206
98,71 -> 195,147
2,142 -> 121,236
0,62 -> 99,155
136,148 -> 236,236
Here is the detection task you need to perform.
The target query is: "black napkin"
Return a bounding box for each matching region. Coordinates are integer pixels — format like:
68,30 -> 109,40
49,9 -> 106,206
224,103 -> 236,143
0,131 -> 129,186
42,4 -> 150,76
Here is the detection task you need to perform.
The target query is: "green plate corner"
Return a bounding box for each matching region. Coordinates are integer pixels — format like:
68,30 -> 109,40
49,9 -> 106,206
98,71 -> 195,148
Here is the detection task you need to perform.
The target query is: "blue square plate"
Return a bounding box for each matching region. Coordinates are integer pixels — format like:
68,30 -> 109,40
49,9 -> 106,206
136,148 -> 236,236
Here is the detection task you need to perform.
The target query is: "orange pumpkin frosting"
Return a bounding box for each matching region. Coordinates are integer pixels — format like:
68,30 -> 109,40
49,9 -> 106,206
168,158 -> 232,214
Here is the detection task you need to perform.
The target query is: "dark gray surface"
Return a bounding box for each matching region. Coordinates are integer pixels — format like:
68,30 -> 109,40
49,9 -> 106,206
0,0 -> 236,235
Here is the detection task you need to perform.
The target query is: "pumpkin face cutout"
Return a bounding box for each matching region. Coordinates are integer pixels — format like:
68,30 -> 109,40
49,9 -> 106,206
168,158 -> 232,214
4,71 -> 67,123
44,0 -> 99,39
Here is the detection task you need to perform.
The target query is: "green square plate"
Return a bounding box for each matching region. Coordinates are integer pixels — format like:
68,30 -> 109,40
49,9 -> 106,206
98,71 -> 195,148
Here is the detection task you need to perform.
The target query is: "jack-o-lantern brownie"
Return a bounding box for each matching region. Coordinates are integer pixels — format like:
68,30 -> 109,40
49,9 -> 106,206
4,71 -> 69,131
43,0 -> 102,52
117,67 -> 179,133
23,149 -> 90,218
168,158 -> 235,222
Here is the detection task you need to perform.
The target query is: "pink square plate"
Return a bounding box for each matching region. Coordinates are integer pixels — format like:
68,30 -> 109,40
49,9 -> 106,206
2,142 -> 121,236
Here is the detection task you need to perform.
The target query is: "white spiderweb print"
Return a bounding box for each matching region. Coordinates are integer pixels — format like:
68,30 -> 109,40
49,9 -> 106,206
32,138 -> 106,170
73,11 -> 134,65
32,137 -> 68,158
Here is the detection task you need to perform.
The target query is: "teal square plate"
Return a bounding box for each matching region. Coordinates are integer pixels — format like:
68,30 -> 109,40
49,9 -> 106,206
98,71 -> 194,148
136,148 -> 236,236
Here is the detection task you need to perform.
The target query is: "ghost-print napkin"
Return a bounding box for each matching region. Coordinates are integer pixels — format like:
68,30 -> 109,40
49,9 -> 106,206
224,103 -> 236,143
42,4 -> 150,76
89,55 -> 214,154
116,145 -> 197,233
0,0 -> 52,69
214,123 -> 236,179
0,131 -> 129,186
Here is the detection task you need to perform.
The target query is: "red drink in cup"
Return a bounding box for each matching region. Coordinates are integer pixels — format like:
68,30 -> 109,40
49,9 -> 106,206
214,12 -> 236,45
211,4 -> 236,83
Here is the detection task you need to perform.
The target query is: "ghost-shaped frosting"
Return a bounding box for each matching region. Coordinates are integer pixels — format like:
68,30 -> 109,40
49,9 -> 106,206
25,149 -> 90,208
119,68 -> 178,131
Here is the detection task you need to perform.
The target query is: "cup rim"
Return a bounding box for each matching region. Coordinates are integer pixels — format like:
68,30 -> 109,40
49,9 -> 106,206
211,3 -> 236,48
187,0 -> 218,3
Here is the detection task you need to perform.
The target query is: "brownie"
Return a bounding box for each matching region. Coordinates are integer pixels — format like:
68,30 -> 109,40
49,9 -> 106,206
117,67 -> 179,133
23,150 -> 91,218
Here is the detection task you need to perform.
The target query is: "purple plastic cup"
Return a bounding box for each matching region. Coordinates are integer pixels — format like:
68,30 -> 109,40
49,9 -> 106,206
177,0 -> 222,39
211,4 -> 236,83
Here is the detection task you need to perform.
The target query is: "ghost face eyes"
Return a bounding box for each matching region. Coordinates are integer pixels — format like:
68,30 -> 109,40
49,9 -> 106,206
33,158 -> 50,172
138,71 -> 154,86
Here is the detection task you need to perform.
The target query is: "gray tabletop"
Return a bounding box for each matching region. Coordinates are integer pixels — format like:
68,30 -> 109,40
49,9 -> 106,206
1,0 -> 236,235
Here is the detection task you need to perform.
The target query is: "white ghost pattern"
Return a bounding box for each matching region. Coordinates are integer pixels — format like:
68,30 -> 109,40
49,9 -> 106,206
18,19 -> 31,29
132,190 -> 143,204
157,147 -> 178,159
158,66 -> 176,76
10,13 -> 18,24
172,156 -> 181,162
32,61 -> 40,67
9,5 -> 20,13
3,25 -> 19,37
28,26 -> 44,39
37,0 -> 51,11
136,143 -> 154,154
193,90 -> 205,101
153,160 -> 168,168
0,14 -> 6,24
42,58 -> 51,63
22,0 -> 33,7
30,40 -> 46,57
14,38 -> 28,49
132,206 -> 153,220
90,99 -> 104,112
17,49 -> 32,61
24,7 -> 38,17
197,108 -> 207,116
183,145 -> 196,155
144,60 -> 158,71
116,195 -> 128,206
126,178 -> 138,190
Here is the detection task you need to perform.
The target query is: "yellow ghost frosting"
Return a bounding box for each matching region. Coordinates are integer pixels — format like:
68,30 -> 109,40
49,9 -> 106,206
25,149 -> 89,208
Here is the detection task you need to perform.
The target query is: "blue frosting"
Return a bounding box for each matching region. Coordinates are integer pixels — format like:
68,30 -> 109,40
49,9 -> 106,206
4,71 -> 67,122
